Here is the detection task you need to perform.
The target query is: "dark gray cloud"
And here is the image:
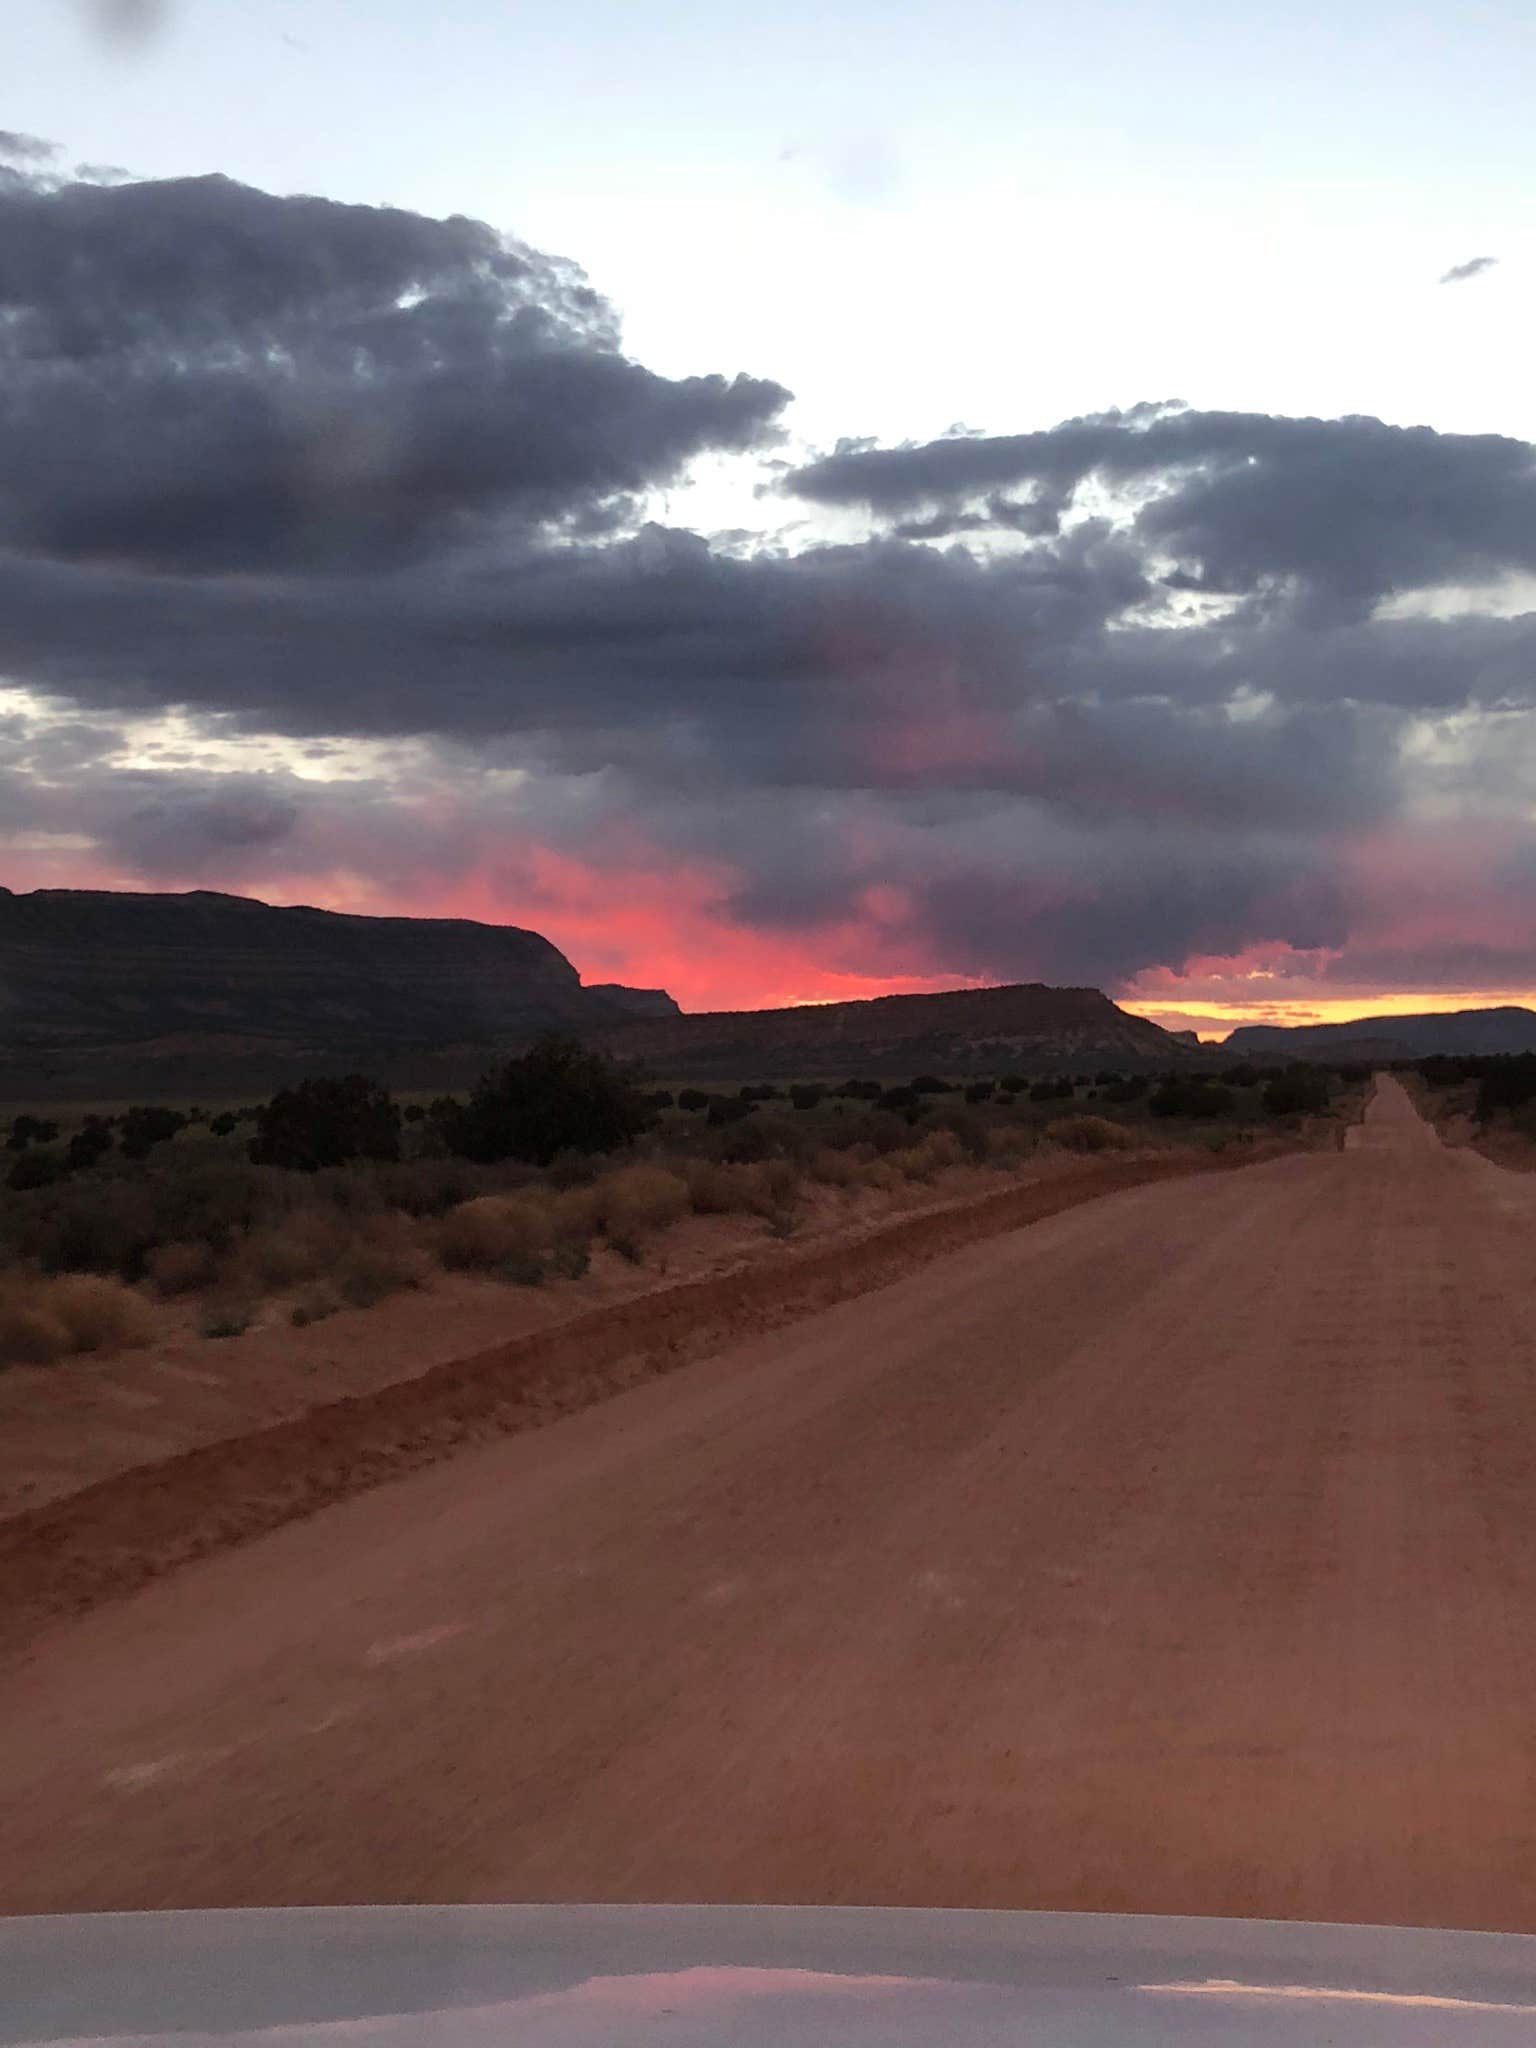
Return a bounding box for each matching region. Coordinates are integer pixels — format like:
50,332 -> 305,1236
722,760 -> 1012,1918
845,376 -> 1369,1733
3,163 -> 1535,999
1440,255 -> 1498,284
0,131 -> 57,162
788,404 -> 1536,622
0,169 -> 787,573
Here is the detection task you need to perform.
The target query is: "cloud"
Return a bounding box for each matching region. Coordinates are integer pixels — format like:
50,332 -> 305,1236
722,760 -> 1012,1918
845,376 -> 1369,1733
1440,255 -> 1498,284
0,132 -> 57,163
787,404 -> 1536,622
3,163 -> 1536,1011
0,169 -> 788,574
77,0 -> 170,47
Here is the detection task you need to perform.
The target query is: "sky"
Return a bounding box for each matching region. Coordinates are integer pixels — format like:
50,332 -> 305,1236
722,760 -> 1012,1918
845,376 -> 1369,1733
1,0 -> 1534,1036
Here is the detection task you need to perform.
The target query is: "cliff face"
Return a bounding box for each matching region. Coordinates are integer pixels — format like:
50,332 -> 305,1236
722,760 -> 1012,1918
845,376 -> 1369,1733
0,888 -> 674,1068
591,982 -> 1192,1078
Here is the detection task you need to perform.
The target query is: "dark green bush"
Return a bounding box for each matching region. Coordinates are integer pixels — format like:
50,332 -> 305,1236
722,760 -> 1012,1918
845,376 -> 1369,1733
66,1124 -> 114,1170
789,1083 -> 825,1110
964,1079 -> 995,1103
441,1035 -> 651,1167
1150,1078 -> 1236,1119
677,1088 -> 710,1113
250,1075 -> 401,1172
6,1150 -> 65,1192
1262,1069 -> 1332,1116
706,1096 -> 756,1128
119,1106 -> 187,1159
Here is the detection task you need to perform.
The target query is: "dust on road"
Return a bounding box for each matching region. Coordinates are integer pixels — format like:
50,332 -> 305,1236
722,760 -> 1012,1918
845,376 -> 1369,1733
5,1074 -> 1536,1931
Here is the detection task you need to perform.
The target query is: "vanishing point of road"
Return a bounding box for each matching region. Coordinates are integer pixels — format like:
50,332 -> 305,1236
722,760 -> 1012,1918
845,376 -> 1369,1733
5,1073 -> 1536,1930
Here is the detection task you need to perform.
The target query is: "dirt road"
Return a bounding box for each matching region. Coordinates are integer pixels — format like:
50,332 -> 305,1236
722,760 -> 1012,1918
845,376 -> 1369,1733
6,1073 -> 1536,1929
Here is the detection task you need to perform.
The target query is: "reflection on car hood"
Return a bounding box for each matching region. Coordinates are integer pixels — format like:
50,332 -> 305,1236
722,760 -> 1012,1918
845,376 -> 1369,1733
5,1904 -> 1536,2045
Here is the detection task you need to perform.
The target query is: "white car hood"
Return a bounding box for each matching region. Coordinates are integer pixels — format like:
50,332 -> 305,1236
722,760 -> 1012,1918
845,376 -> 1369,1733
5,1905 -> 1536,2045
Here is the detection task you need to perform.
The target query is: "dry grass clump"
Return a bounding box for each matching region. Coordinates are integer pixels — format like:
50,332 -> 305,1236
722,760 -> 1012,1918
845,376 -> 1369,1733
331,1215 -> 430,1306
0,1268 -> 157,1366
591,1164 -> 690,1238
888,1129 -> 967,1183
1043,1113 -> 1135,1153
985,1123 -> 1038,1163
807,1146 -> 862,1188
145,1237 -> 223,1297
680,1156 -> 802,1219
435,1194 -> 551,1272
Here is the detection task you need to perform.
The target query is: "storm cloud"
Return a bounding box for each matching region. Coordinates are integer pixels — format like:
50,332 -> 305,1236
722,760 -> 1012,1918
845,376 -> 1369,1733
3,165 -> 1536,1007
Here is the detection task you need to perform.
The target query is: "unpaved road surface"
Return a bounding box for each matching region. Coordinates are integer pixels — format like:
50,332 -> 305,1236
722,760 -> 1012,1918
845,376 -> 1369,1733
6,1074 -> 1536,1930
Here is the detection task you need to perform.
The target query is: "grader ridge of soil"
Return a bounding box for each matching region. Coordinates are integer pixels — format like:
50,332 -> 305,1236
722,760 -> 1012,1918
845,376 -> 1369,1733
0,1149 -> 1262,1657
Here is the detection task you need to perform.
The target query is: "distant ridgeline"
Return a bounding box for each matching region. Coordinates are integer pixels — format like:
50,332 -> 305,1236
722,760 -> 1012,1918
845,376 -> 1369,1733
1222,1008 -> 1536,1061
0,886 -> 1214,1097
0,887 -> 676,1096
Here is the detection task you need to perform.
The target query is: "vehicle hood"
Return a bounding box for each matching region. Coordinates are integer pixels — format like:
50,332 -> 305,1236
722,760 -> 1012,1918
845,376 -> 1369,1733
5,1904 -> 1536,2045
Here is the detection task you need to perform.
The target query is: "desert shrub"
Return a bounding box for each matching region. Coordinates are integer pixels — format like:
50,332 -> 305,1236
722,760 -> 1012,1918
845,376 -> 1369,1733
683,1158 -> 755,1214
836,1078 -> 884,1101
208,1112 -> 238,1137
910,1075 -> 954,1095
594,1164 -> 690,1238
985,1122 -> 1038,1162
709,1112 -> 771,1162
544,1183 -> 601,1242
677,1088 -> 710,1113
443,1036 -> 652,1166
1475,1055 -> 1536,1122
548,1239 -> 592,1281
923,1104 -> 989,1161
889,1131 -> 965,1182
119,1105 -> 188,1160
1103,1075 -> 1149,1104
1029,1078 -> 1073,1102
250,1075 -> 401,1172
290,1286 -> 340,1327
880,1086 -> 920,1113
808,1146 -> 862,1187
999,1074 -> 1027,1094
1045,1114 -> 1136,1153
789,1083 -> 825,1111
964,1080 -> 995,1102
753,1157 -> 802,1211
1220,1063 -> 1260,1088
200,1298 -> 255,1339
436,1194 -> 552,1272
47,1274 -> 157,1353
146,1238 -> 223,1297
706,1095 -> 756,1128
402,1103 -> 427,1123
333,1225 -> 427,1307
739,1083 -> 783,1102
0,1287 -> 70,1365
5,1115 -> 59,1152
493,1247 -> 547,1286
0,1269 -> 155,1365
648,1089 -> 676,1109
374,1156 -> 486,1218
1262,1068 -> 1332,1117
66,1121 -> 115,1170
6,1150 -> 65,1192
1149,1078 -> 1235,1119
682,1156 -> 798,1218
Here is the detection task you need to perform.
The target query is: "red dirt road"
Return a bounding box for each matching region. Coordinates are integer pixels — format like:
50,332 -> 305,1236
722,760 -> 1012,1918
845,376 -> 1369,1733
6,1074 -> 1536,1929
